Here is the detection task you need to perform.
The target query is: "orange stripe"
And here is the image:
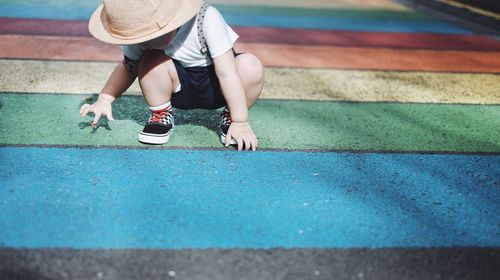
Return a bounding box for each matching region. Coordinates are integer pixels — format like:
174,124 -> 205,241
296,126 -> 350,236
1,35 -> 499,73
242,43 -> 500,73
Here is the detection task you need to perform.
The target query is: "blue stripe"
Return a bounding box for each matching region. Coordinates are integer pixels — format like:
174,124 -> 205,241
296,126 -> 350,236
1,147 -> 499,249
222,14 -> 471,34
0,4 -> 471,34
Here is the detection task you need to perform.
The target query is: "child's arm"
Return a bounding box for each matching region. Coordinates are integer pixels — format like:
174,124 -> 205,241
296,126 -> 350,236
80,61 -> 137,127
213,50 -> 258,151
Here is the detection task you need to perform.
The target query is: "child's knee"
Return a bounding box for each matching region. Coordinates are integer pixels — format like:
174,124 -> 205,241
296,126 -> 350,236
138,50 -> 173,80
237,54 -> 264,85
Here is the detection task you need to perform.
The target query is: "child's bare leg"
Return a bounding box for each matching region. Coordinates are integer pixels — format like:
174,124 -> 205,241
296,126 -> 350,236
234,53 -> 264,108
137,50 -> 180,145
138,50 -> 180,107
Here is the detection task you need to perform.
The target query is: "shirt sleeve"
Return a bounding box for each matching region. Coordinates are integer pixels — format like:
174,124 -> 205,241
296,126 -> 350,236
203,6 -> 239,59
121,44 -> 146,61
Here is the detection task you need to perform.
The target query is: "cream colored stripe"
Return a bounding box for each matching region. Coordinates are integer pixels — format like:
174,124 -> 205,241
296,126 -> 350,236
1,59 -> 499,104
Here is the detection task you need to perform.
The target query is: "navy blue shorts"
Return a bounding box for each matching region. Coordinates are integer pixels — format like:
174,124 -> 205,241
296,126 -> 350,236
171,51 -> 242,110
171,60 -> 226,110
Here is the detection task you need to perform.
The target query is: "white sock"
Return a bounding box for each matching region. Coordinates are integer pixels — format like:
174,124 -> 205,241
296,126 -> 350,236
149,101 -> 172,111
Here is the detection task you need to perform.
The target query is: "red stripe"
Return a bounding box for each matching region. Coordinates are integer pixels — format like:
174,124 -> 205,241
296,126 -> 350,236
1,34 -> 500,73
237,27 -> 500,51
0,18 -> 89,37
1,17 -> 500,51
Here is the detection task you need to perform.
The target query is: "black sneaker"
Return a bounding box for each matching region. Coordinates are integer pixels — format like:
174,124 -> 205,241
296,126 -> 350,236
220,106 -> 236,145
138,108 -> 174,144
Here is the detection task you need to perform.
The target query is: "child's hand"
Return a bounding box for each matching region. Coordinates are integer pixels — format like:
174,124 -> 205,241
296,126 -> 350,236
226,122 -> 258,151
80,94 -> 115,128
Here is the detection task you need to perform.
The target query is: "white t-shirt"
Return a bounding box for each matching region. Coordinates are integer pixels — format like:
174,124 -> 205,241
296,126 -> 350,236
122,6 -> 239,68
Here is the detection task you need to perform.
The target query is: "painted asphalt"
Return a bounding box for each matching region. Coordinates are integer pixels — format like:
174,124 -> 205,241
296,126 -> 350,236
5,18 -> 500,50
4,35 -> 500,72
0,4 -> 472,33
1,94 -> 499,152
1,0 -> 500,279
1,147 -> 499,248
3,60 -> 500,104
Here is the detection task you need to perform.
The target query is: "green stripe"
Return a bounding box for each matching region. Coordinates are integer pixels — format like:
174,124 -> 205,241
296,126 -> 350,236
1,93 -> 498,152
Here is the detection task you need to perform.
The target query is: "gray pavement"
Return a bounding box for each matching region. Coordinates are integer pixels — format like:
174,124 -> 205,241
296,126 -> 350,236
1,248 -> 499,280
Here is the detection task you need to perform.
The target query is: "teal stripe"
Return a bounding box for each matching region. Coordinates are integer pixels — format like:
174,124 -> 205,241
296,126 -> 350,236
215,5 -> 432,20
221,13 -> 469,33
0,93 -> 499,152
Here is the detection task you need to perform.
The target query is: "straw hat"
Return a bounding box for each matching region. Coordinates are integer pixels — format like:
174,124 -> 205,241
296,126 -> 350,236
89,0 -> 203,45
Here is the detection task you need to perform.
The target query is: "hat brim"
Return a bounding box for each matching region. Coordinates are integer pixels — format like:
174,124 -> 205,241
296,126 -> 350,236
89,0 -> 202,45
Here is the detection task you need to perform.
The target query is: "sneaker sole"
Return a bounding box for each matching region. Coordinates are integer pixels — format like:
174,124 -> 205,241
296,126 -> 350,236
138,130 -> 172,145
220,134 -> 238,145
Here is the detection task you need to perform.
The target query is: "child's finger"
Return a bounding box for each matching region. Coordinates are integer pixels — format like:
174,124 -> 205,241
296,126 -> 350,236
92,112 -> 102,127
243,138 -> 251,151
236,137 -> 243,151
249,137 -> 257,151
253,136 -> 258,150
225,132 -> 232,147
107,111 -> 115,121
80,104 -> 90,117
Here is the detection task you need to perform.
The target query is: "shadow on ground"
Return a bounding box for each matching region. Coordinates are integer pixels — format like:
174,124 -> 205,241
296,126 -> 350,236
79,95 -> 221,133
